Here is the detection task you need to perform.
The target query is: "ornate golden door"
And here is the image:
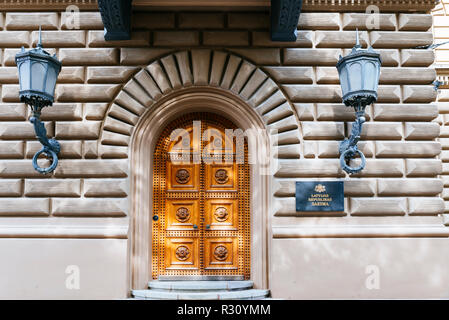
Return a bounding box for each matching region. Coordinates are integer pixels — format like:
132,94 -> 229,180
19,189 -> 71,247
152,113 -> 250,279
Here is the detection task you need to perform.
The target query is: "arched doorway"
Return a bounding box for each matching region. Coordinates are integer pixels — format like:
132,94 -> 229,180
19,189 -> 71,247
152,112 -> 251,280
129,90 -> 270,290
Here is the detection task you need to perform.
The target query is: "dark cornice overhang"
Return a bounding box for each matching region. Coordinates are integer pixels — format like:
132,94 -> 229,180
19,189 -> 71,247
98,0 -> 133,41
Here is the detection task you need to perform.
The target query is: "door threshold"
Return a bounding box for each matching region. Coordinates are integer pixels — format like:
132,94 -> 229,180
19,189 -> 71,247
158,275 -> 245,281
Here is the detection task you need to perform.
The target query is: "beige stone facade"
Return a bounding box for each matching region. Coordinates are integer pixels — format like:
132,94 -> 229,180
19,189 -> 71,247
0,0 -> 448,299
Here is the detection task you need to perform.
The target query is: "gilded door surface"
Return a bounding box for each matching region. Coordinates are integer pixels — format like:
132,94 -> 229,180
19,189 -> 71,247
152,113 -> 250,279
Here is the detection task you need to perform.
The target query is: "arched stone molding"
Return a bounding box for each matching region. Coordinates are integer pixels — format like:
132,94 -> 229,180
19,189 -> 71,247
98,49 -> 302,161
129,90 -> 272,291
98,50 -> 306,292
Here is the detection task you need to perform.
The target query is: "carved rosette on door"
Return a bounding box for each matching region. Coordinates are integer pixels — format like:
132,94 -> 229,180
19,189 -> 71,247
152,113 -> 250,279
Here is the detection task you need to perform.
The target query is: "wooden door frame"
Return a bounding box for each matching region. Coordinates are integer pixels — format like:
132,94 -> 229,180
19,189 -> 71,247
129,88 -> 271,291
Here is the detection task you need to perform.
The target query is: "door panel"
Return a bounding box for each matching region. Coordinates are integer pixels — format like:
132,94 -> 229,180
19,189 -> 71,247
166,199 -> 200,231
204,237 -> 238,270
165,237 -> 199,270
167,163 -> 200,191
152,113 -> 250,279
205,163 -> 237,191
205,199 -> 238,231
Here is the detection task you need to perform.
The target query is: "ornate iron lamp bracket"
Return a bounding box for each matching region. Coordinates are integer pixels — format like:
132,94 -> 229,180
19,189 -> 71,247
28,102 -> 60,174
339,101 -> 367,174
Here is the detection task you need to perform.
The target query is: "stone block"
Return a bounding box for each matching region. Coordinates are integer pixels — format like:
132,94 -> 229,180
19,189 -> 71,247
87,66 -> 137,84
293,103 -> 314,120
373,104 -> 438,121
252,31 -> 313,47
299,12 -> 340,30
84,103 -> 109,120
0,67 -> 18,83
0,31 -> 29,47
315,31 -> 369,48
350,197 -> 407,215
398,14 -> 432,31
132,12 -> 175,29
283,85 -> 341,103
227,12 -> 269,29
370,31 -> 433,48
6,12 -> 58,30
56,84 -> 120,102
24,179 -> 81,197
55,121 -> 101,140
84,179 -> 128,197
275,159 -> 343,178
408,197 -> 444,215
375,141 -> 441,158
59,48 -> 119,66
58,67 -> 85,84
26,141 -> 82,159
266,67 -> 314,84
302,122 -> 345,140
351,122 -> 403,140
61,12 -> 103,30
0,198 -> 49,216
378,179 -> 443,196
0,122 -> 52,140
104,117 -> 133,136
380,68 -> 435,85
0,103 -> 26,121
101,131 -> 130,147
0,141 -> 24,159
153,31 -> 199,46
283,48 -> 341,66
31,30 -> 85,47
87,31 -> 150,47
401,49 -> 435,67
54,159 -> 128,178
52,198 -> 127,217
229,48 -> 280,65
404,122 -> 440,140
179,13 -> 224,28
40,103 -> 83,121
0,179 -> 22,196
267,115 -> 298,133
120,48 -> 173,65
353,159 -> 404,177
405,159 -> 442,177
342,13 -> 396,30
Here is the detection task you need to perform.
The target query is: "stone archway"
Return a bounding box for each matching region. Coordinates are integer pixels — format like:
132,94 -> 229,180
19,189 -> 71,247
96,50 -> 303,291
98,50 -> 302,157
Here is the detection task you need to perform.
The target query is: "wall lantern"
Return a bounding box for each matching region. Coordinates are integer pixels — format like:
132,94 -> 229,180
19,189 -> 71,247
336,30 -> 381,174
15,28 -> 62,174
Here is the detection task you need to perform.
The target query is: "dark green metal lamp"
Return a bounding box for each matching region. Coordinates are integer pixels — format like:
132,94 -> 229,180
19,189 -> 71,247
15,27 -> 62,174
336,30 -> 382,174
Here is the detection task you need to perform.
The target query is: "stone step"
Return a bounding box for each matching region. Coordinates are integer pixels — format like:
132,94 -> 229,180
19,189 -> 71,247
148,280 -> 254,292
132,288 -> 270,300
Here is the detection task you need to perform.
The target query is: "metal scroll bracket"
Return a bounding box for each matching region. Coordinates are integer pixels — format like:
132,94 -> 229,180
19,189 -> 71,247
29,103 -> 60,174
339,102 -> 367,175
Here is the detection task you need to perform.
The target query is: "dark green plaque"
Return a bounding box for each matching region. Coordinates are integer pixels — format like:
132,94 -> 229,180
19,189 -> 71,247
296,181 -> 344,212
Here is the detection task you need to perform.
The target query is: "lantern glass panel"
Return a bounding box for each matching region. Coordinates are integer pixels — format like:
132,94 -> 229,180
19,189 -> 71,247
364,62 -> 376,91
18,61 -> 29,91
31,62 -> 46,92
348,62 -> 362,92
339,66 -> 349,97
44,65 -> 57,97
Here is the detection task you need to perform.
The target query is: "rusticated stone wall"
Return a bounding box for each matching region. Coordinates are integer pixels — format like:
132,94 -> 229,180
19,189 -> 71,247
0,10 -> 443,233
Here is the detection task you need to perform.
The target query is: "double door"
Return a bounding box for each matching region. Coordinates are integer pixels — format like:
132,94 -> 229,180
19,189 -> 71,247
152,113 -> 250,279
